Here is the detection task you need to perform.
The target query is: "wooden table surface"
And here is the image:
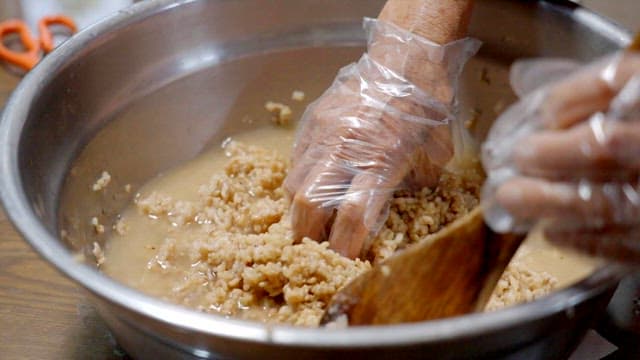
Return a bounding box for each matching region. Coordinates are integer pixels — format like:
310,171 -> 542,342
0,70 -> 121,359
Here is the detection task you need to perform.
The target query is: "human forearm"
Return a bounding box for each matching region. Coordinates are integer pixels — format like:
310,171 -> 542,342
368,0 -> 476,103
378,0 -> 474,44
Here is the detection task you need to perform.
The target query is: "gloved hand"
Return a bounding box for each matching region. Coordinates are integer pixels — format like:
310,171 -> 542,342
483,51 -> 640,263
284,16 -> 480,259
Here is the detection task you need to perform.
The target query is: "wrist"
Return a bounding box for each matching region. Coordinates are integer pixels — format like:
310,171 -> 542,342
370,0 -> 476,103
364,19 -> 480,104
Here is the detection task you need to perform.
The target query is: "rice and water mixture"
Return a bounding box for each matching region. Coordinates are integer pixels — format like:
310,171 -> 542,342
100,126 -> 597,326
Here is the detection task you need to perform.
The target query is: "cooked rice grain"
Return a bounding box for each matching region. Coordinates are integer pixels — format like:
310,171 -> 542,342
133,141 -> 481,325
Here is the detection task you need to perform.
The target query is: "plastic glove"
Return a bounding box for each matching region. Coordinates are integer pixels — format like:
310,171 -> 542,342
483,51 -> 640,263
284,18 -> 480,258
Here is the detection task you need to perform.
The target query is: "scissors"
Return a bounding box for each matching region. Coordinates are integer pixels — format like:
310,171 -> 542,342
0,15 -> 76,72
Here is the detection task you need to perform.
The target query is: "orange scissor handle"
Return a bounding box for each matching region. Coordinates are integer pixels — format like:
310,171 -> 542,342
0,19 -> 40,71
38,15 -> 77,53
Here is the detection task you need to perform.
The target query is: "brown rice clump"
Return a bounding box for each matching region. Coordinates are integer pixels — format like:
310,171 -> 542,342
135,141 -> 481,326
485,262 -> 558,311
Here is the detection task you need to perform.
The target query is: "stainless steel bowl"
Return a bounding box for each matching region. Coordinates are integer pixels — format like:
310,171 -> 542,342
0,0 -> 631,359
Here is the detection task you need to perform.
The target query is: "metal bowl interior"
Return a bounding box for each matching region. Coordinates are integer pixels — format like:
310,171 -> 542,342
0,0 -> 631,359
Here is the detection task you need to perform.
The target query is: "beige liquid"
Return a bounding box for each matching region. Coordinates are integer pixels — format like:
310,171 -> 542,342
102,125 -> 598,319
511,229 -> 598,288
102,126 -> 296,301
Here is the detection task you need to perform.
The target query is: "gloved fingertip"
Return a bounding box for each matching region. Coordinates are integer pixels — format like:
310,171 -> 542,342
495,181 -> 526,210
329,203 -> 369,259
511,136 -> 539,165
291,192 -> 330,243
539,99 -> 565,130
329,228 -> 365,260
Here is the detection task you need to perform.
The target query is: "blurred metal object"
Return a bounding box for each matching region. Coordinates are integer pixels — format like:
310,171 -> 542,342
598,271 -> 640,353
0,0 -> 632,359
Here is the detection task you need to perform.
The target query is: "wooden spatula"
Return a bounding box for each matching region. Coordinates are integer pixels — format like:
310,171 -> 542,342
321,207 -> 523,326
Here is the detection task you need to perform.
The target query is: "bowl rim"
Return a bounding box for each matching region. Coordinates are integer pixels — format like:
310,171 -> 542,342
0,0 -> 632,349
